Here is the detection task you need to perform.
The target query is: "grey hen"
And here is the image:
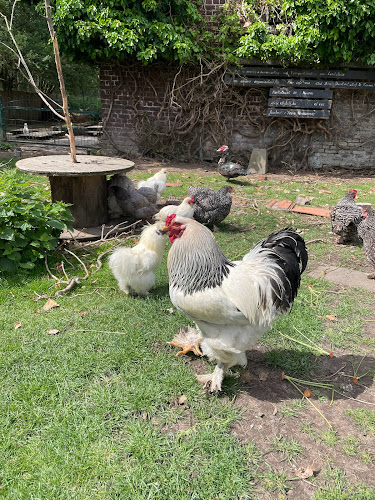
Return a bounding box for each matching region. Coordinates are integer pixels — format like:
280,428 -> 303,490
188,185 -> 234,227
357,207 -> 375,279
330,189 -> 364,244
108,173 -> 158,220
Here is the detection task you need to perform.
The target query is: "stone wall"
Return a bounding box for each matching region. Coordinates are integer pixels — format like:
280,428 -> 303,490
100,63 -> 375,171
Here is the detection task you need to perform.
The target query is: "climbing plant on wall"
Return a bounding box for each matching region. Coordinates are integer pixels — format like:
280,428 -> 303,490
50,0 -> 375,67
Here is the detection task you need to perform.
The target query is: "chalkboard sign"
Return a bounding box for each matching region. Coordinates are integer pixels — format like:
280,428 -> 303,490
228,66 -> 375,81
270,88 -> 333,99
268,98 -> 332,109
266,108 -> 330,119
224,75 -> 375,90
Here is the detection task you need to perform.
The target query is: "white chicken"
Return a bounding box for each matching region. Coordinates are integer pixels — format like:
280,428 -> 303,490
138,168 -> 167,200
108,222 -> 167,296
163,215 -> 308,392
155,196 -> 195,222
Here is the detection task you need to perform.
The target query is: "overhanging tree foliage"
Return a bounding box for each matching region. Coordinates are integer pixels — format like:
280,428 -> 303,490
52,0 -> 208,64
236,0 -> 375,66
50,0 -> 375,67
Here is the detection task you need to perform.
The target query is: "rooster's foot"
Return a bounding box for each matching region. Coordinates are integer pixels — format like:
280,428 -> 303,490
168,326 -> 203,357
366,272 -> 375,279
197,364 -> 226,393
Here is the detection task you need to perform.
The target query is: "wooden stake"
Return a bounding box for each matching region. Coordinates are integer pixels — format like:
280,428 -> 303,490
44,0 -> 77,163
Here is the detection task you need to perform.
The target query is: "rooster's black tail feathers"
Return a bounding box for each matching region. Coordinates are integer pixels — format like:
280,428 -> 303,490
258,228 -> 308,310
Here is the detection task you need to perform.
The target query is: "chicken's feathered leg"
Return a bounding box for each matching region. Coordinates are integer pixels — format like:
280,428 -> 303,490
197,363 -> 227,393
168,326 -> 203,356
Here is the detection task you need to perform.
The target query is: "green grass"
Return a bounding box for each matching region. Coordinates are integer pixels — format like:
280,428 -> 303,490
1,159 -> 375,498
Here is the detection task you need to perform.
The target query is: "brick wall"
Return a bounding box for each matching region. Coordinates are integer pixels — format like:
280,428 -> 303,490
100,63 -> 375,170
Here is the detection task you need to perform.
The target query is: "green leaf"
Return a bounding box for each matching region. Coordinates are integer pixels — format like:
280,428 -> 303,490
18,261 -> 36,269
0,228 -> 15,241
46,219 -> 66,230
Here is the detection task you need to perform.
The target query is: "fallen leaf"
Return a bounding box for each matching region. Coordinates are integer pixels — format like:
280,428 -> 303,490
295,463 -> 315,479
166,182 -> 182,187
14,322 -> 22,330
166,308 -> 174,314
178,395 -> 187,405
47,329 -> 60,335
80,311 -> 88,318
42,298 -> 60,311
240,371 -> 252,383
142,412 -> 148,420
258,370 -> 269,381
304,389 -> 311,398
326,314 -> 338,322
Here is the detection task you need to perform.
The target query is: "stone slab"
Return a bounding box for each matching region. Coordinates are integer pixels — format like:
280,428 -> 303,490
248,148 -> 268,174
308,265 -> 375,292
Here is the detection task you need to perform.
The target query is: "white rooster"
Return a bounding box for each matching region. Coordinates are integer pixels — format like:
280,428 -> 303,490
163,215 -> 308,392
138,168 -> 167,200
155,196 -> 195,222
108,222 -> 167,296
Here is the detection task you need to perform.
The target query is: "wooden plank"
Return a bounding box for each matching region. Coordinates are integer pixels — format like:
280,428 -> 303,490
269,87 -> 333,99
228,66 -> 375,81
266,199 -> 295,211
266,108 -> 330,119
291,206 -> 331,217
268,98 -> 332,109
224,75 -> 375,89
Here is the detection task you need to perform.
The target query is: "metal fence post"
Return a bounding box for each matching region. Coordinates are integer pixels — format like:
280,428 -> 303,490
0,97 -> 6,141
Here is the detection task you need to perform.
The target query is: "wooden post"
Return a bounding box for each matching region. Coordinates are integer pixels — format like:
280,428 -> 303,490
44,0 -> 77,163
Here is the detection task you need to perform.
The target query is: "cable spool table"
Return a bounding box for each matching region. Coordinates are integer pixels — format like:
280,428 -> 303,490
16,155 -> 134,229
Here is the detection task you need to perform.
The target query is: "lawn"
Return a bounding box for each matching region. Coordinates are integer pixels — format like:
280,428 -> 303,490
1,156 -> 375,499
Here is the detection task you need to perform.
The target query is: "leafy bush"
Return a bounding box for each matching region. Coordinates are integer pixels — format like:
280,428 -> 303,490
0,170 -> 74,271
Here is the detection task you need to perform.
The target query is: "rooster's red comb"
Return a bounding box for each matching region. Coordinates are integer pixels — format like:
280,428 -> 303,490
349,189 -> 358,195
165,214 -> 177,226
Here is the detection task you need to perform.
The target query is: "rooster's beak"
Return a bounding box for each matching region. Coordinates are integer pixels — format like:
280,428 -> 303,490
157,225 -> 169,235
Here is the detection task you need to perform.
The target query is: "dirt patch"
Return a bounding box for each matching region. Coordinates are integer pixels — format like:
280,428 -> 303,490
230,343 -> 375,498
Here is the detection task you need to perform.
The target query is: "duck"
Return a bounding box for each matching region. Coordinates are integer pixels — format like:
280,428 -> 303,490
216,145 -> 251,180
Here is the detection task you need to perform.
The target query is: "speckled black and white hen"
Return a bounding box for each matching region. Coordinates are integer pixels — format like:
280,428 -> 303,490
187,185 -> 234,227
330,189 -> 364,244
357,207 -> 375,279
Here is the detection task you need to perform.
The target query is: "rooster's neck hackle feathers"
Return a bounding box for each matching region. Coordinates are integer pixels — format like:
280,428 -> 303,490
167,218 -> 234,294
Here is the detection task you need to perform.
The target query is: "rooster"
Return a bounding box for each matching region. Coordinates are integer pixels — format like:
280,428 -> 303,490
108,222 -> 167,296
163,215 -> 308,392
357,207 -> 375,279
155,196 -> 195,222
330,189 -> 364,244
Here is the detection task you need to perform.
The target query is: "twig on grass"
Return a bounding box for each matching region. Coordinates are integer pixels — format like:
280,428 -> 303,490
64,248 -> 89,279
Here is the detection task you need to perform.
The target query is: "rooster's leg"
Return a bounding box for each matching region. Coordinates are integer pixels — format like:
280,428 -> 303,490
168,326 -> 203,357
197,363 -> 226,393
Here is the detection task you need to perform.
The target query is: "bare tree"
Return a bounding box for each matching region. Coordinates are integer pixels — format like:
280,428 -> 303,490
0,0 -> 77,162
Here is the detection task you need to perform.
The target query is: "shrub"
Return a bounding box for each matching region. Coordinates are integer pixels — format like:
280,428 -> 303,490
0,169 -> 74,271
